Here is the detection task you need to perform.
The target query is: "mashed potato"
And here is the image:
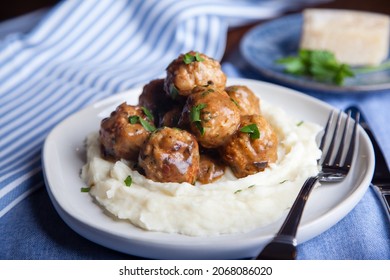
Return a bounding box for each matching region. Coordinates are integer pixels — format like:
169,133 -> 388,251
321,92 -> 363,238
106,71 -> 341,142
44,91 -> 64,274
81,102 -> 322,236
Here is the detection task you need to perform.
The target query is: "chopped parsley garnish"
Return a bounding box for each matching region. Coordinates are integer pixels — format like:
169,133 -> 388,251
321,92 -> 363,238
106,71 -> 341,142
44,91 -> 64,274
81,187 -> 90,193
234,185 -> 255,194
194,122 -> 205,136
190,103 -> 206,135
276,49 -> 354,85
141,106 -> 154,121
240,123 -> 260,140
279,180 -> 288,184
296,120 -> 304,126
190,103 -> 206,122
128,115 -> 139,124
128,115 -> 156,132
230,98 -> 240,108
195,52 -> 204,62
138,118 -> 156,132
169,84 -> 179,99
124,175 -> 132,187
183,52 -> 204,64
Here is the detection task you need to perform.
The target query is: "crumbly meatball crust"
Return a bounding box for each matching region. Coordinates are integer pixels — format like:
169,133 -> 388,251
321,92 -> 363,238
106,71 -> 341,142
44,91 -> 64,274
138,127 -> 200,184
220,114 -> 278,178
99,103 -> 153,161
164,51 -> 226,97
180,87 -> 241,148
225,85 -> 261,116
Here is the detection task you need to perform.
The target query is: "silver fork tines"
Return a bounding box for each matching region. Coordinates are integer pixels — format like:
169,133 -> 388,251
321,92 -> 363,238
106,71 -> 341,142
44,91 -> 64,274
320,110 -> 360,182
256,109 -> 359,260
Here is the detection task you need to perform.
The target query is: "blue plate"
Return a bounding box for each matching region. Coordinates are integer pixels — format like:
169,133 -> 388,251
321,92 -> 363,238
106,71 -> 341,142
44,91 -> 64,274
240,13 -> 390,94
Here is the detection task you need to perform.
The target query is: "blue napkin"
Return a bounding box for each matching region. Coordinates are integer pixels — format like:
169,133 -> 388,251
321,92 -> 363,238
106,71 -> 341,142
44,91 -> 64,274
2,0 -> 390,260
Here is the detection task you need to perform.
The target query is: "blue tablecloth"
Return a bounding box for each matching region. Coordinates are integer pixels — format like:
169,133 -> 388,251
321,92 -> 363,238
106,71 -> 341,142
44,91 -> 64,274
1,0 -> 389,260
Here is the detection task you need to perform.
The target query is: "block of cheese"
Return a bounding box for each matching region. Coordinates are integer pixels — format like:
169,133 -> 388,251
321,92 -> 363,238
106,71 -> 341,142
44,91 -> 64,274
300,9 -> 390,66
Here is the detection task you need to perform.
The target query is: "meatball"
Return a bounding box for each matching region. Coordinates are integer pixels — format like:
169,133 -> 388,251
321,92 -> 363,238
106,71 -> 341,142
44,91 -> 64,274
99,103 -> 154,161
138,79 -> 173,125
138,127 -> 200,184
225,85 -> 260,116
180,86 -> 241,148
197,154 -> 225,184
159,106 -> 182,128
164,51 -> 226,97
220,114 -> 278,178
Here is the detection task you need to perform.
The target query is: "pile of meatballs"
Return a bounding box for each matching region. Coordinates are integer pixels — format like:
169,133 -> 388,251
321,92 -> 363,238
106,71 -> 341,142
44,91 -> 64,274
99,51 -> 278,184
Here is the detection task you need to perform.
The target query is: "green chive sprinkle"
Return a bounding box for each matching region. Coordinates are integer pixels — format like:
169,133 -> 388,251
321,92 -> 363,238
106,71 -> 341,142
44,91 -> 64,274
141,106 -> 154,121
128,115 -> 139,124
190,103 -> 206,135
139,117 -> 156,132
190,103 -> 206,122
124,175 -> 132,187
128,115 -> 156,132
230,98 -> 240,108
169,84 -> 179,99
240,123 -> 260,140
183,52 -> 204,64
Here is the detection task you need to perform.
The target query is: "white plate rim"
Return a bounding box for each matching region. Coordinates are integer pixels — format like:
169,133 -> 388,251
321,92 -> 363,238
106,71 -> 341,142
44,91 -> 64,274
42,78 -> 375,259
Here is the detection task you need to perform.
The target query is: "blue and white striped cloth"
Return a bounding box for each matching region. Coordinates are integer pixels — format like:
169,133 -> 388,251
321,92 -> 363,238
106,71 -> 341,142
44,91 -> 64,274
0,0 -> 328,217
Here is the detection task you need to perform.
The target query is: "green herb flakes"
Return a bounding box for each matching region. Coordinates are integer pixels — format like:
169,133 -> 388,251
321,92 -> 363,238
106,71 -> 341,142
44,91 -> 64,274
81,187 -> 90,193
128,115 -> 139,124
139,117 -> 156,132
124,175 -> 132,187
194,122 -> 205,136
234,185 -> 256,194
128,115 -> 156,132
230,98 -> 240,108
190,103 -> 207,135
169,84 -> 179,99
183,52 -> 204,64
240,123 -> 260,140
296,120 -> 304,126
276,49 -> 355,85
190,103 -> 206,122
141,106 -> 154,121
195,52 -> 204,62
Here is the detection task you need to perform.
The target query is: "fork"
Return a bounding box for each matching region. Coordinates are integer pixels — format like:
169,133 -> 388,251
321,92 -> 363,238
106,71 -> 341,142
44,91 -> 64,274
255,109 -> 360,260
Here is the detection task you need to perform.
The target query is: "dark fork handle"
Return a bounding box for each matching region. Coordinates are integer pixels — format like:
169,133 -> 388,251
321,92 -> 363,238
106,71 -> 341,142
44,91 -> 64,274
256,176 -> 319,260
256,235 -> 297,260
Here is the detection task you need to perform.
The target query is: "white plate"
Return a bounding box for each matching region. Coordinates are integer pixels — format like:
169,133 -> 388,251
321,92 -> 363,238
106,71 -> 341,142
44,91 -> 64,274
42,78 -> 374,259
